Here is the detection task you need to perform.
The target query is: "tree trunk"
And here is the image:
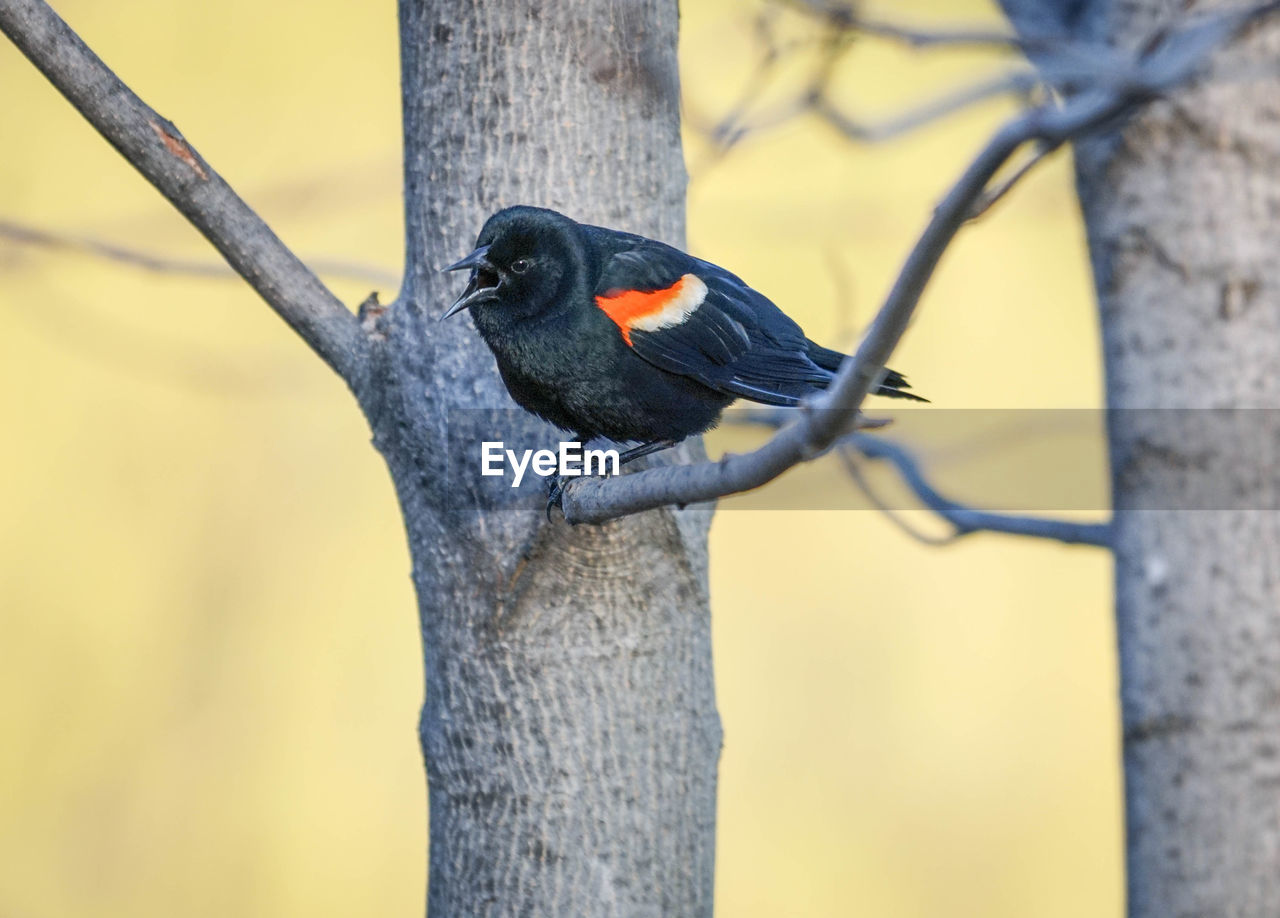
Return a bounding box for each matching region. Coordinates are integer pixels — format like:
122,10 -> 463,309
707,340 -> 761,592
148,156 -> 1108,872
355,2 -> 722,914
1004,2 -> 1280,914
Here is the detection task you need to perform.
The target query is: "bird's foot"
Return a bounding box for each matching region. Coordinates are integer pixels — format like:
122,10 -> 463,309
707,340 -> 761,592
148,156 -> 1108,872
545,472 -> 565,522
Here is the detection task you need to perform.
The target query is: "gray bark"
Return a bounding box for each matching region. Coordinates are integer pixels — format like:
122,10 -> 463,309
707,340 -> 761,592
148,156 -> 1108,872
1003,2 -> 1280,914
358,2 -> 722,914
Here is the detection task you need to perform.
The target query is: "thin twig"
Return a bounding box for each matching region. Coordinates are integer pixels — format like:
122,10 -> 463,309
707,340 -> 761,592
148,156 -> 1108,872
689,44 -> 1036,157
837,445 -> 956,545
0,218 -> 401,287
686,4 -> 1042,163
778,1 -> 1030,51
0,0 -> 370,388
3,285 -> 313,396
733,409 -> 1109,546
811,71 -> 1039,144
852,16 -> 1028,51
846,436 -> 1112,546
966,141 -> 1053,220
824,247 -> 859,343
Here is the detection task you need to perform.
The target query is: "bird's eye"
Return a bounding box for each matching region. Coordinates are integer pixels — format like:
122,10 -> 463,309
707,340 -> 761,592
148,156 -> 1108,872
510,258 -> 532,275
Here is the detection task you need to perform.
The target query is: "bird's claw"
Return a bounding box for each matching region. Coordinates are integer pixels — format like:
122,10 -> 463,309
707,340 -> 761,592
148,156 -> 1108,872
545,473 -> 565,522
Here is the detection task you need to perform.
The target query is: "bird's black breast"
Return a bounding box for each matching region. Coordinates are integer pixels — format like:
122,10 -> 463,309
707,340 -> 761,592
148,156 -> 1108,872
474,302 -> 731,444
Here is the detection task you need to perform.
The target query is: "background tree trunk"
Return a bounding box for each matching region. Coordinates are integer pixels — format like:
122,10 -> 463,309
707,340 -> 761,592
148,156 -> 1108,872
356,2 -> 722,914
1002,2 -> 1280,914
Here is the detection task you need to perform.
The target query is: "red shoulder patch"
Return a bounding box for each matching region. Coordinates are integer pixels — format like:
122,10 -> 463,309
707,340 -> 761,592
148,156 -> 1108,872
595,274 -> 708,346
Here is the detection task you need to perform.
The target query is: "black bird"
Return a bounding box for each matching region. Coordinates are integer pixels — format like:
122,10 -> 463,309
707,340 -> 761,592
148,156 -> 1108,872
443,205 -> 924,472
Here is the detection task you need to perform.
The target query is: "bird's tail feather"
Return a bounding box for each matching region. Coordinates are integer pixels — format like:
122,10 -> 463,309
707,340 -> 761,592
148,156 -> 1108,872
806,343 -> 929,403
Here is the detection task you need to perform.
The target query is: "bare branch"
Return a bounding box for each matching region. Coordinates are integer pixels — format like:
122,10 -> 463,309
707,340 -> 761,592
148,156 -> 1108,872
726,409 -> 1109,546
3,284 -> 314,397
824,248 -> 859,342
780,1 -> 1029,51
686,19 -> 1038,160
0,218 -> 401,287
0,0 -> 370,387
843,436 -> 1111,547
811,71 -> 1038,143
965,141 -> 1053,220
850,16 -> 1026,51
837,445 -> 957,546
561,4 -> 1276,525
685,3 -> 1045,165
692,1 -> 1273,162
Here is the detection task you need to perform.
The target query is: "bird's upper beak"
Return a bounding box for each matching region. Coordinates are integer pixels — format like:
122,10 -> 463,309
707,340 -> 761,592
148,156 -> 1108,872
440,244 -> 498,320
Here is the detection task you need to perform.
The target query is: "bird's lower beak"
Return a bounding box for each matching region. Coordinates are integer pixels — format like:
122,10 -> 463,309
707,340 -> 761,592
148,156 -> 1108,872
440,244 -> 499,320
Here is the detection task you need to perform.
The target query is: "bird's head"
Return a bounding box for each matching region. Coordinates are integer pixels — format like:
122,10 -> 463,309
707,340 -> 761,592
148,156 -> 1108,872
441,206 -> 583,323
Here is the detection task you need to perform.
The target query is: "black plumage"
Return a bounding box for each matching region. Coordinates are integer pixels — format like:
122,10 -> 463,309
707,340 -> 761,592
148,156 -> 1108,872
443,205 -> 924,456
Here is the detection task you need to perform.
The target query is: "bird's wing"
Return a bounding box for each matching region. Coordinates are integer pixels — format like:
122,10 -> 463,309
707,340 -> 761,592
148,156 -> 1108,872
591,235 -> 836,407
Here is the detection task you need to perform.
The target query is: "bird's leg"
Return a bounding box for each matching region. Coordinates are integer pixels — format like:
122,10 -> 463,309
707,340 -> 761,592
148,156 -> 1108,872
545,437 -> 678,521
545,453 -> 571,522
545,433 -> 590,521
616,438 -> 679,467
545,473 -> 565,522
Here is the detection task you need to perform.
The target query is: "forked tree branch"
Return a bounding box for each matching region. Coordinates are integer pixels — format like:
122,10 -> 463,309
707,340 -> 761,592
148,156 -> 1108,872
843,436 -> 1112,547
685,5 -> 1042,161
729,407 -> 1111,546
0,0 -> 370,387
561,4 -> 1275,525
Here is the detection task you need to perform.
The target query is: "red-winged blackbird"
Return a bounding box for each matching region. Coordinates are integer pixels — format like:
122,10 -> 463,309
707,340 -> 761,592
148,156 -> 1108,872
444,205 -> 924,468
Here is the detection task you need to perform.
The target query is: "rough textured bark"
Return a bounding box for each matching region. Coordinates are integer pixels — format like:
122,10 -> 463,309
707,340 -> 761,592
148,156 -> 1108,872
356,2 -> 723,914
1003,2 -> 1280,914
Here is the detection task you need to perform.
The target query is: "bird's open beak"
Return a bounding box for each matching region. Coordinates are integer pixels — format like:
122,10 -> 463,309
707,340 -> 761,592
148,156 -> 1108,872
440,244 -> 498,320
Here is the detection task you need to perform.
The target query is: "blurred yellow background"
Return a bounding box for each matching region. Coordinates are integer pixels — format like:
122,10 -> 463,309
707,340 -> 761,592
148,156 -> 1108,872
0,1 -> 1119,916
